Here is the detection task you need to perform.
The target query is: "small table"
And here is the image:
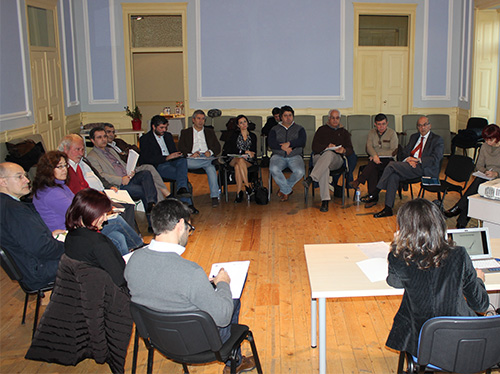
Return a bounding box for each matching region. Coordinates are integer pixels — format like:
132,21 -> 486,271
468,194 -> 500,238
304,239 -> 500,374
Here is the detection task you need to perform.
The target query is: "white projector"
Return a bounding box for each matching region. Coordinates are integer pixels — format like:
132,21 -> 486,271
478,179 -> 500,200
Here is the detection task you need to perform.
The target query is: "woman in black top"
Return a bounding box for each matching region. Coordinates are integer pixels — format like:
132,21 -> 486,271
64,188 -> 126,287
386,199 -> 489,356
223,115 -> 257,203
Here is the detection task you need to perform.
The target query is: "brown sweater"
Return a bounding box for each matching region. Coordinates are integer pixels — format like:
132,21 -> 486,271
311,125 -> 353,156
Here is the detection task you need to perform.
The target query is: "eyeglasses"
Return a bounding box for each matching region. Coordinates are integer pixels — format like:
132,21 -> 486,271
417,123 -> 430,128
1,172 -> 29,180
55,164 -> 69,169
186,222 -> 195,235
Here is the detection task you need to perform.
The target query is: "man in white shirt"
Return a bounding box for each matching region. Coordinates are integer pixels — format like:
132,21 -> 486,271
178,110 -> 221,207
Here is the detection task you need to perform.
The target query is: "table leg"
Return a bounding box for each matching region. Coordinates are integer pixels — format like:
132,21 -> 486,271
319,298 -> 326,374
311,298 -> 317,348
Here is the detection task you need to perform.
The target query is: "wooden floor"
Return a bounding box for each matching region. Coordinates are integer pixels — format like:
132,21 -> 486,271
0,161 -> 469,374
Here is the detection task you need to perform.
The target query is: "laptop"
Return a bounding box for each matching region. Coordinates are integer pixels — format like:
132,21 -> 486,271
447,227 -> 500,272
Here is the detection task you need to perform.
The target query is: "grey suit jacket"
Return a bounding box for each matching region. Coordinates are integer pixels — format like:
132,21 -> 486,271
87,148 -> 127,186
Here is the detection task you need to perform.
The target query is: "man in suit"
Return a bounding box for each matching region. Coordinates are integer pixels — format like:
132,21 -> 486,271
103,122 -> 169,201
372,116 -> 444,217
87,127 -> 157,213
178,110 -> 221,207
0,162 -> 64,290
58,134 -> 137,230
139,115 -> 197,213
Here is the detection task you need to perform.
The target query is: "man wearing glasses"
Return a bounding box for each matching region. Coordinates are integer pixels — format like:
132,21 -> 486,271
372,116 -> 444,217
125,199 -> 255,374
0,162 -> 64,289
349,113 -> 398,208
303,109 -> 355,212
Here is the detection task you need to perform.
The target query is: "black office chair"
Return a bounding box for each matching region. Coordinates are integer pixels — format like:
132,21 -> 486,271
305,153 -> 349,206
451,117 -> 488,161
0,247 -> 54,338
397,315 -> 500,374
420,155 -> 475,209
130,302 -> 263,374
220,159 -> 262,202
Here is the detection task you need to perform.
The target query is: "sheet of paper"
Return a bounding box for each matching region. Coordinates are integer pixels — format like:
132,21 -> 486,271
472,171 -> 494,181
209,260 -> 250,299
356,258 -> 388,283
322,145 -> 341,153
227,154 -> 250,159
357,241 -> 391,259
126,149 -> 139,175
104,189 -> 135,205
122,252 -> 133,264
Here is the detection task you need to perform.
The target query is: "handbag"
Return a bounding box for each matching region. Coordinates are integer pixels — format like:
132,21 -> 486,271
253,182 -> 269,205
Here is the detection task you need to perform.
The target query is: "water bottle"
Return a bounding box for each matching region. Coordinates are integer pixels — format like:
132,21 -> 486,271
355,188 -> 361,204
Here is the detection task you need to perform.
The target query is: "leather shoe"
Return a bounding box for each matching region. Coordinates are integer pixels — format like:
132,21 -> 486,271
279,190 -> 293,202
374,207 -> 393,218
235,191 -> 244,203
362,195 -> 378,208
302,176 -> 313,189
444,205 -> 461,218
211,197 -> 219,207
349,180 -> 360,190
222,355 -> 256,374
277,190 -> 284,198
176,187 -> 192,198
320,200 -> 329,212
188,205 -> 199,214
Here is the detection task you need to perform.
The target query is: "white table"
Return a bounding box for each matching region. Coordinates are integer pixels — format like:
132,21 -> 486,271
468,194 -> 500,238
304,239 -> 500,374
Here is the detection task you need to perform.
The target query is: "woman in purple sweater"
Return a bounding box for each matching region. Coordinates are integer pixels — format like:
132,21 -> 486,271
32,151 -> 143,255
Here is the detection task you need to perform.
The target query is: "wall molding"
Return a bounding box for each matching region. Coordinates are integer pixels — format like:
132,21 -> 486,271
421,0 -> 453,101
195,0 -> 345,102
60,0 -> 80,107
83,0 -> 119,105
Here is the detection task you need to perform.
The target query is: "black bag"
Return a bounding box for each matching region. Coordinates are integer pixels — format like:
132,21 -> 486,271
451,129 -> 481,148
254,183 -> 269,205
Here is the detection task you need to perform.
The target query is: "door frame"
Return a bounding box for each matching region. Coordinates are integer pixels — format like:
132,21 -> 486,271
26,0 -> 66,149
122,3 -> 189,116
353,3 -> 416,118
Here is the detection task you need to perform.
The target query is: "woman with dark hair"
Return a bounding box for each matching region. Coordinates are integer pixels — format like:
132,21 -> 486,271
222,115 -> 257,203
444,124 -> 500,228
32,151 -> 143,255
386,198 -> 489,357
64,188 -> 127,287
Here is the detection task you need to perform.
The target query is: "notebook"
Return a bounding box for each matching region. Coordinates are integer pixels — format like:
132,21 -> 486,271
447,227 -> 500,272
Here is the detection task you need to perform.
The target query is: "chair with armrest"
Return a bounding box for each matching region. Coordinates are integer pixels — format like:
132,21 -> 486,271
130,302 -> 263,374
420,155 -> 475,209
0,247 -> 54,338
397,315 -> 500,374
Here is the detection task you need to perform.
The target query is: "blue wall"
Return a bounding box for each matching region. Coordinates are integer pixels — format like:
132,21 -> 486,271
0,0 -> 483,132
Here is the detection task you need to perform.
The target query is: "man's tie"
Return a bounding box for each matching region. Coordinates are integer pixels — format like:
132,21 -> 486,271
411,136 -> 424,158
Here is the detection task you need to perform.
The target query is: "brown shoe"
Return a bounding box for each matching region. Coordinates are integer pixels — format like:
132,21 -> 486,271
279,190 -> 293,202
222,355 -> 256,374
277,190 -> 284,198
349,180 -> 360,190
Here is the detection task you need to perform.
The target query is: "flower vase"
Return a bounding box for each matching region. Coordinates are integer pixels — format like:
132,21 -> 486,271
131,119 -> 142,131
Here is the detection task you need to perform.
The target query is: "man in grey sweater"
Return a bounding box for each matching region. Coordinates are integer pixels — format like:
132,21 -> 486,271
124,199 -> 255,373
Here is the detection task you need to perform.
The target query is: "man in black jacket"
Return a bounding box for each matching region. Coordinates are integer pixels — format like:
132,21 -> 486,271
0,162 -> 64,289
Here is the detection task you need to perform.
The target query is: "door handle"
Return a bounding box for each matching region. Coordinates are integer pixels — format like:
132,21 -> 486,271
48,113 -> 54,121
383,100 -> 387,104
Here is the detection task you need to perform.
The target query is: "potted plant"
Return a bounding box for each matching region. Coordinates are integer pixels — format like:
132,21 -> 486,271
124,105 -> 142,130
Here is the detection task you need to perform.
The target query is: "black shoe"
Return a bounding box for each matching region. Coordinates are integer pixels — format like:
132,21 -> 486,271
374,207 -> 393,218
188,205 -> 199,214
245,185 -> 253,196
211,197 -> 219,207
235,191 -> 244,203
176,187 -> 192,198
444,205 -> 461,218
302,176 -> 313,189
320,200 -> 329,212
362,195 -> 379,208
146,202 -> 155,214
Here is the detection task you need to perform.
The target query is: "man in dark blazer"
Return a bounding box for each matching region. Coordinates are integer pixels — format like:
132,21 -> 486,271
0,162 -> 64,290
139,115 -> 196,212
178,110 -> 221,207
371,116 -> 444,217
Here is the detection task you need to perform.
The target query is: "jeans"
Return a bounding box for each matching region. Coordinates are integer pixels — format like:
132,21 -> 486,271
101,215 -> 143,255
187,157 -> 219,198
157,158 -> 192,205
269,154 -> 305,195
